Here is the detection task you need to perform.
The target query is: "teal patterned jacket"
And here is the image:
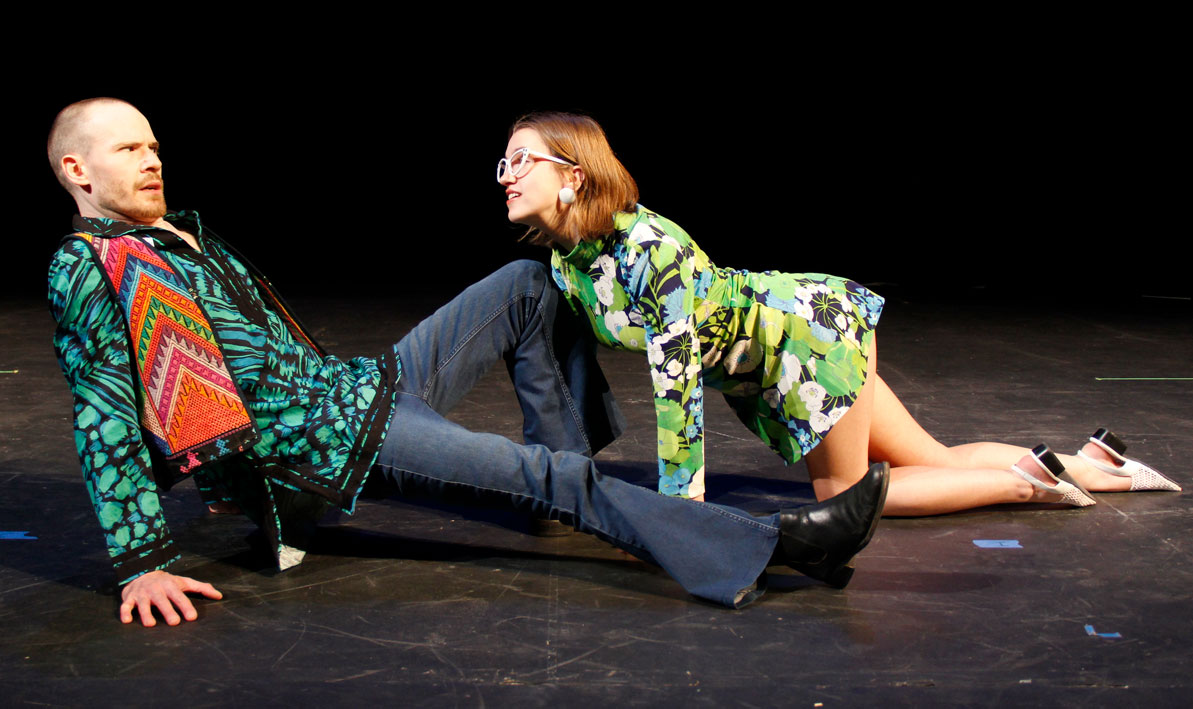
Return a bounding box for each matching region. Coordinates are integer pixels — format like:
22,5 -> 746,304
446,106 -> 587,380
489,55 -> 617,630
48,212 -> 399,584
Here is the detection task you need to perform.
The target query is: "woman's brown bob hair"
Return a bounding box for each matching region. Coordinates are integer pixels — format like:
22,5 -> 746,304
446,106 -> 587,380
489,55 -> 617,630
510,112 -> 639,246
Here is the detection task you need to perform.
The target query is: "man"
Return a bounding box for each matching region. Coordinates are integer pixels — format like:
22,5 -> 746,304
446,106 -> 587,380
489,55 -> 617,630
46,98 -> 889,627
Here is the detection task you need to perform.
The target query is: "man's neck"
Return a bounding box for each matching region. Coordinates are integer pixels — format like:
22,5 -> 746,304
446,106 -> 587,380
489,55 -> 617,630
77,210 -> 200,251
149,219 -> 200,251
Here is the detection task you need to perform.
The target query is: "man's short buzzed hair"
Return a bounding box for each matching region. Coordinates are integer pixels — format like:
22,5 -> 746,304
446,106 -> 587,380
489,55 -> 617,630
47,97 -> 133,191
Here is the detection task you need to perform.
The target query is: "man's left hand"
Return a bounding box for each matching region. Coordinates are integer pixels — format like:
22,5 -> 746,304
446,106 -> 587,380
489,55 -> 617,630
119,570 -> 222,627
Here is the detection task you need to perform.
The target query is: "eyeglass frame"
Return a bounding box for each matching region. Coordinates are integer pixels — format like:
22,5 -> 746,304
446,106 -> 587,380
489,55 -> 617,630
496,148 -> 576,183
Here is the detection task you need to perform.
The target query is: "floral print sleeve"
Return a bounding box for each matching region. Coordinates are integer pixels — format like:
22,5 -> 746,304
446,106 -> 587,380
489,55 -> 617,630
621,217 -> 707,498
48,241 -> 178,584
552,210 -> 708,499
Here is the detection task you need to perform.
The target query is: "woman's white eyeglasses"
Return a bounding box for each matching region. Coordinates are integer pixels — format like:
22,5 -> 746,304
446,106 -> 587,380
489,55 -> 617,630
497,148 -> 576,183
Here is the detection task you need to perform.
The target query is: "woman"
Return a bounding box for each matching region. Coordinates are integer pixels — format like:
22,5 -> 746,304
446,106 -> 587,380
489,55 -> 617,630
496,112 -> 1179,515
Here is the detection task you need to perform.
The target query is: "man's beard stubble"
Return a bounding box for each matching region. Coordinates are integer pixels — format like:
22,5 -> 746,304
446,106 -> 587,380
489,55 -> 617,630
97,178 -> 168,223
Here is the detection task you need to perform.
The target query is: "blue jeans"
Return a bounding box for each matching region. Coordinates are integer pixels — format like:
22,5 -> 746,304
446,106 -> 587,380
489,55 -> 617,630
374,261 -> 780,608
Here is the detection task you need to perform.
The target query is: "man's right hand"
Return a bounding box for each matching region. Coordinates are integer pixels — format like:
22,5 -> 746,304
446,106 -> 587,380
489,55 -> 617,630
120,570 -> 223,627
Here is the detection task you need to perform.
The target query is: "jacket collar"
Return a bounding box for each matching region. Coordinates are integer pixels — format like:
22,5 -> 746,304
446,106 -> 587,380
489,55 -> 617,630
72,211 -> 204,249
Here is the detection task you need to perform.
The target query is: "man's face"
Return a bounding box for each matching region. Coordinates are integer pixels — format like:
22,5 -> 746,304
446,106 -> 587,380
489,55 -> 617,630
76,103 -> 167,224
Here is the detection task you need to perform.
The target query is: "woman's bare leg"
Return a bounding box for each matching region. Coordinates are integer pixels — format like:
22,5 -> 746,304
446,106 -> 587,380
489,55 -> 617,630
866,377 -> 1130,491
804,340 -> 1074,514
803,340 -> 879,502
882,467 -> 1032,515
899,442 -> 1132,492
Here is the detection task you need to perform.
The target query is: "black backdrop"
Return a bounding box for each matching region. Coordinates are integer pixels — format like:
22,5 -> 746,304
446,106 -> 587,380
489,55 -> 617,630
10,40 -> 1183,305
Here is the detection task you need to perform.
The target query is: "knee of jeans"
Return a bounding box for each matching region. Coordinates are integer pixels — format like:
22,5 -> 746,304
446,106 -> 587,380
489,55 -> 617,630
501,257 -> 546,276
500,259 -> 550,288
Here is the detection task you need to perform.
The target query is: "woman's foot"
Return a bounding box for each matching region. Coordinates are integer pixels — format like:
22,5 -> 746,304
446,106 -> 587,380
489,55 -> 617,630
1066,429 -> 1181,492
1011,453 -> 1065,503
1061,441 -> 1134,492
1010,444 -> 1097,507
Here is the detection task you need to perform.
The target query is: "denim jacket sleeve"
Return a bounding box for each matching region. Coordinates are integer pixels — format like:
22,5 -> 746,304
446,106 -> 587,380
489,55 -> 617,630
47,240 -> 179,584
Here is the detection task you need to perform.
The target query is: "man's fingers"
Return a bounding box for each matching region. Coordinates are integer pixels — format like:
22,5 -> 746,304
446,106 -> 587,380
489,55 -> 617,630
118,571 -> 223,626
162,584 -> 200,623
135,596 -> 158,627
119,599 -> 135,624
176,577 -> 223,600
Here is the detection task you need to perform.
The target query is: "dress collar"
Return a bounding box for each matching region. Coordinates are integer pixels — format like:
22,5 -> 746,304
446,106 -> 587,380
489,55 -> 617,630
557,237 -> 604,271
556,204 -> 655,270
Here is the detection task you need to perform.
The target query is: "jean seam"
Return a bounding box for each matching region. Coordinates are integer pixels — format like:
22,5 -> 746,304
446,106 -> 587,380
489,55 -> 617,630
378,455 -> 775,538
418,291 -> 522,400
420,287 -> 591,454
377,464 -> 658,560
532,296 -> 592,454
693,500 -> 779,534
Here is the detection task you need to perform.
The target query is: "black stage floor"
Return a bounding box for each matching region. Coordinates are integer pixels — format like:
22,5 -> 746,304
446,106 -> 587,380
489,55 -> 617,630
2,291 -> 1190,706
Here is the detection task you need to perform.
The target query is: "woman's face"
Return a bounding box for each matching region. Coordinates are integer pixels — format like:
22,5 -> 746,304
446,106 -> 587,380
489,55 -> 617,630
500,128 -> 570,239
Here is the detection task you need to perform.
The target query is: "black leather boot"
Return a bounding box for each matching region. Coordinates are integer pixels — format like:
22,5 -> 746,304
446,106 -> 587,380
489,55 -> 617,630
775,461 -> 890,588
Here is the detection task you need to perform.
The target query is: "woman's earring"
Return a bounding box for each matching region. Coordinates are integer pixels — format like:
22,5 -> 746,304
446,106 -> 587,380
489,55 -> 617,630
558,186 -> 576,205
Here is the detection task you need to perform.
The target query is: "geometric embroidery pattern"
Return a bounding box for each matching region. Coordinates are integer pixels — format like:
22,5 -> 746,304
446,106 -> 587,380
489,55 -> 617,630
74,233 -> 253,465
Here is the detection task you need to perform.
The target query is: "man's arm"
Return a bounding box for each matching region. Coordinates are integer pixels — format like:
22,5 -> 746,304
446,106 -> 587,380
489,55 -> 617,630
48,241 -> 219,625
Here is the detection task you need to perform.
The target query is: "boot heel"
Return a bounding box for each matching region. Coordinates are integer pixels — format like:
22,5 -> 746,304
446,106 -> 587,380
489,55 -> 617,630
825,565 -> 854,589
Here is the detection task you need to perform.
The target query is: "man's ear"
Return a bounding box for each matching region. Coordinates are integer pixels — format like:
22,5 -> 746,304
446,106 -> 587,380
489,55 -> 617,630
61,155 -> 90,189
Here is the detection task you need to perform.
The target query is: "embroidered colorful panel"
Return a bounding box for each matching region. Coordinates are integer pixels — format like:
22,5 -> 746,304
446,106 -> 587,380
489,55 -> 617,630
74,233 -> 254,465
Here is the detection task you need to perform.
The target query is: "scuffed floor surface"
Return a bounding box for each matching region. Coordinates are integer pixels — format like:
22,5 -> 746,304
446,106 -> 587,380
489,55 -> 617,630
2,292 -> 1190,706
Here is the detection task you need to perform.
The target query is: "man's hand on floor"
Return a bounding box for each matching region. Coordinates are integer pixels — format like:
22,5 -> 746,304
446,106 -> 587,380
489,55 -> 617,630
120,570 -> 223,627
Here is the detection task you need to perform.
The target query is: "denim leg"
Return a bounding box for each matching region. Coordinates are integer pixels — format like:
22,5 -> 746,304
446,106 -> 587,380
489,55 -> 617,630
393,260 -> 622,456
376,392 -> 779,608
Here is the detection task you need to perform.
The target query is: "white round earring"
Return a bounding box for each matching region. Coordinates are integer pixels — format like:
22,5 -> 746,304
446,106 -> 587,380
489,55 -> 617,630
558,186 -> 576,204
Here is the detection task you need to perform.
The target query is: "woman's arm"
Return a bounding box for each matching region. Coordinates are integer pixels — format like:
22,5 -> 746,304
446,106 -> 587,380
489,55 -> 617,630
621,218 -> 707,499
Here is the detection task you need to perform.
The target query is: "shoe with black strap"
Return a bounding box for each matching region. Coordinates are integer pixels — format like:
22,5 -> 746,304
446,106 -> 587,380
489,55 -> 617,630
1011,443 -> 1097,507
1077,428 -> 1181,492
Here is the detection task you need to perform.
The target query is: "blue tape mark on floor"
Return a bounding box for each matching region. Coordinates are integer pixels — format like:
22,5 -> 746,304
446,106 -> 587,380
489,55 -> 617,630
973,539 -> 1022,548
0,531 -> 37,540
1085,624 -> 1122,638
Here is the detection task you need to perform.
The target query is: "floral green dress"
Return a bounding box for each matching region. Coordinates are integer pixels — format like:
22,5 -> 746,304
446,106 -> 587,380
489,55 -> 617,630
551,206 -> 883,499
